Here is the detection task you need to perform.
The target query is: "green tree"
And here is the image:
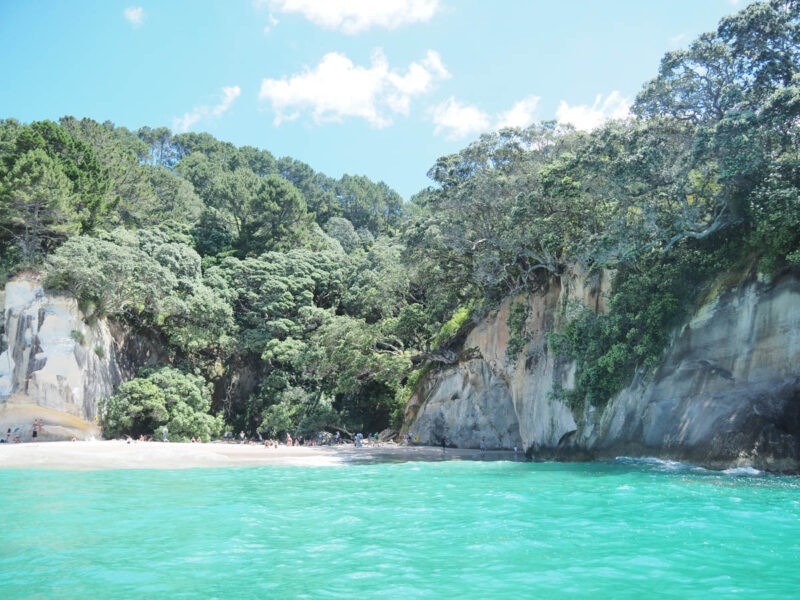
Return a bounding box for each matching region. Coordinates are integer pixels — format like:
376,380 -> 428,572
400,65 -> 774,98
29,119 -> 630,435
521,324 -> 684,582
104,367 -> 223,441
0,149 -> 78,265
236,174 -> 310,254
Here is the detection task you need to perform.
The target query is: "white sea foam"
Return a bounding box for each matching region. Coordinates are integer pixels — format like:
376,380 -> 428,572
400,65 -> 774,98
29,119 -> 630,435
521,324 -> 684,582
616,456 -> 764,476
615,456 -> 700,472
721,466 -> 763,476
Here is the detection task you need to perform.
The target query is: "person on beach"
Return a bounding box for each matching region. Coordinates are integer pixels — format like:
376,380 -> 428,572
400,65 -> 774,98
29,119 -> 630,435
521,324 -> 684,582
441,436 -> 447,453
31,419 -> 38,441
480,438 -> 486,456
162,426 -> 168,442
239,430 -> 246,444
334,431 -> 340,444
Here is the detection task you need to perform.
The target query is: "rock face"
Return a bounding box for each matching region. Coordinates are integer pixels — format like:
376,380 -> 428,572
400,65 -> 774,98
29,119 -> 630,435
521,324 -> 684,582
406,268 -> 800,471
0,272 -> 163,441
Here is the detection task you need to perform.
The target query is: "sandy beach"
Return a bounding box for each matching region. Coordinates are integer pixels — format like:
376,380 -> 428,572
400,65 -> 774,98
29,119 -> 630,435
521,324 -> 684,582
0,440 -> 522,470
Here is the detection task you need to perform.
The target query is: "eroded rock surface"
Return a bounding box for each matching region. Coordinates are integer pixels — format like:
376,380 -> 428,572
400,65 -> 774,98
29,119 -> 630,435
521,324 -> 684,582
407,269 -> 800,471
0,273 -> 163,441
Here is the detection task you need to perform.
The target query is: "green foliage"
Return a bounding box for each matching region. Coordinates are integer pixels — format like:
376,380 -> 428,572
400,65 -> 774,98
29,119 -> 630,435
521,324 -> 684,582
506,301 -> 529,361
93,345 -> 105,359
394,362 -> 434,426
70,329 -> 86,345
324,216 -> 360,253
432,303 -> 473,347
551,242 -> 739,406
45,228 -> 234,364
0,148 -> 78,265
103,367 -> 223,441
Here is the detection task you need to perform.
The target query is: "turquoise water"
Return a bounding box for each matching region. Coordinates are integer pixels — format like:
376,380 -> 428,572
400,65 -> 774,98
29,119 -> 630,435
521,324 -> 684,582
1,459 -> 799,599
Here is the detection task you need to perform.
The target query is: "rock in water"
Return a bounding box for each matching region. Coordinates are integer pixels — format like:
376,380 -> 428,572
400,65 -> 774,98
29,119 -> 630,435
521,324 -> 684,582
407,268 -> 800,472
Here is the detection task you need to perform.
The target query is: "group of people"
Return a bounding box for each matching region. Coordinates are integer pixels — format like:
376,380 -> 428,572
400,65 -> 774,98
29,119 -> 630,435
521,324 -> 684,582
285,433 -> 327,446
1,419 -> 43,443
400,433 -> 417,446
353,432 -> 380,447
3,427 -> 21,443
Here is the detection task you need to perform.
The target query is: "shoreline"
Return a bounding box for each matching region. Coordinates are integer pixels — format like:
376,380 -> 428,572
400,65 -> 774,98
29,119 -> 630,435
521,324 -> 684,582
0,440 -> 524,470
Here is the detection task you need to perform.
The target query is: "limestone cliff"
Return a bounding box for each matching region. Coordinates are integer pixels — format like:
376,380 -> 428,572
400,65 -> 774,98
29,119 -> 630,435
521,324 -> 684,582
0,272 -> 163,441
406,268 -> 800,472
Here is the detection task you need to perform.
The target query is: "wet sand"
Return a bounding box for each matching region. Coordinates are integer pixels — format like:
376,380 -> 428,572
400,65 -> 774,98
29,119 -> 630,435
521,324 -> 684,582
0,440 -> 523,470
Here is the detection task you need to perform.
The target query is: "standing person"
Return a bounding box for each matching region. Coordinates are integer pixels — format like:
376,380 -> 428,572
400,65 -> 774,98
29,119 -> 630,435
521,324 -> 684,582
441,436 -> 446,453
162,425 -> 168,442
239,430 -> 246,444
480,438 -> 486,456
31,419 -> 38,441
334,431 -> 340,445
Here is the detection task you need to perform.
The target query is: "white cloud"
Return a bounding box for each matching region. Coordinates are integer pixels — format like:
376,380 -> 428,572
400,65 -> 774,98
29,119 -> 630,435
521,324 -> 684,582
496,96 -> 541,130
123,6 -> 144,28
173,86 -> 242,132
430,95 -> 541,141
264,13 -> 280,34
255,0 -> 439,34
430,97 -> 491,141
669,33 -> 687,46
213,86 -> 242,117
259,49 -> 450,127
555,91 -> 631,131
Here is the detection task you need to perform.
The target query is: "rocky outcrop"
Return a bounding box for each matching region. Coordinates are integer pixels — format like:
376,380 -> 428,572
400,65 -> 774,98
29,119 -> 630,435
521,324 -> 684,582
411,359 -> 523,449
406,268 -> 800,472
0,272 -> 163,441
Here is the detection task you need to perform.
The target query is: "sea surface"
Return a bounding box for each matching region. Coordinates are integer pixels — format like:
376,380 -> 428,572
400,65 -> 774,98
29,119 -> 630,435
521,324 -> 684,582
1,457 -> 799,599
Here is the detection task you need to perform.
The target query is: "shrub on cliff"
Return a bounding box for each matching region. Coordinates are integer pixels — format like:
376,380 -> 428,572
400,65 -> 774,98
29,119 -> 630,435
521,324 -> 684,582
103,367 -> 223,441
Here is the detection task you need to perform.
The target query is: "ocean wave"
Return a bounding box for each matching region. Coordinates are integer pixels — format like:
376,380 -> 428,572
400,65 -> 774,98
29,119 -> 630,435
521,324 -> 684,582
721,466 -> 764,476
615,456 -> 765,476
615,456 -> 707,473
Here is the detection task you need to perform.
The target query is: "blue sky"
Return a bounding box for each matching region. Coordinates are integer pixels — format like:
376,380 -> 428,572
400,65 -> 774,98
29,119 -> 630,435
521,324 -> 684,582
0,0 -> 752,199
